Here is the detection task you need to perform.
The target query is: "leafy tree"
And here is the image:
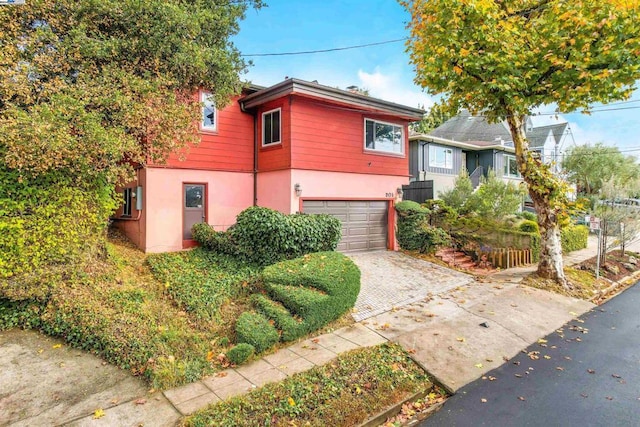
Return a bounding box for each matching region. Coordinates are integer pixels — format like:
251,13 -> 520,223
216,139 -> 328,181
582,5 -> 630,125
0,0 -> 261,299
411,100 -> 456,134
563,143 -> 640,197
402,0 -> 640,287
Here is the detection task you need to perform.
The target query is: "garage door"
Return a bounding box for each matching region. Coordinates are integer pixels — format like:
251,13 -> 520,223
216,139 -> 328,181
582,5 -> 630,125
302,200 -> 388,252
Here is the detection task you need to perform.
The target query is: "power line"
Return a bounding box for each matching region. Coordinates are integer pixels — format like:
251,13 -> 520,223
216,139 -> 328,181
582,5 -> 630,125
241,37 -> 408,57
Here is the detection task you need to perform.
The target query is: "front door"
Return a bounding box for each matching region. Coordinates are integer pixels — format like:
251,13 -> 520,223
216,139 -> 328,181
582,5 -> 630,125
183,184 -> 206,240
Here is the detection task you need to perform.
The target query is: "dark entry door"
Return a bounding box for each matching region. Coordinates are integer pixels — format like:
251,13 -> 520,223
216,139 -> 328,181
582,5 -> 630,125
183,184 -> 206,240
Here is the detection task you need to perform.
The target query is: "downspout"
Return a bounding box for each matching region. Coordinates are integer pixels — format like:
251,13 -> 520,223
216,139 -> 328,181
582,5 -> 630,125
240,99 -> 258,206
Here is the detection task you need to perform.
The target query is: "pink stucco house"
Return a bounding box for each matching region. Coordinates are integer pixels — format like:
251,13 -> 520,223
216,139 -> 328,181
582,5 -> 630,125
112,78 -> 423,253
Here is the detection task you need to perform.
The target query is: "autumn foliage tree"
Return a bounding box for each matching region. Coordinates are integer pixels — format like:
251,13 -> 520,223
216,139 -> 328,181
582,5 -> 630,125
402,0 -> 640,287
0,0 -> 261,299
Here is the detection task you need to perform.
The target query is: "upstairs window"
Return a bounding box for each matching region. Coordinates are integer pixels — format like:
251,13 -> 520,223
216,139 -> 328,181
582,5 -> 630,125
365,119 -> 403,154
201,91 -> 217,131
262,108 -> 281,146
504,154 -> 521,178
428,145 -> 453,169
123,188 -> 132,217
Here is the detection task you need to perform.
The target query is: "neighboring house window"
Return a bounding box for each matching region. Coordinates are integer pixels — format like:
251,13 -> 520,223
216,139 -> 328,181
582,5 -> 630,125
123,188 -> 132,217
504,154 -> 521,178
364,119 -> 403,154
262,108 -> 281,146
428,145 -> 453,169
201,91 -> 217,131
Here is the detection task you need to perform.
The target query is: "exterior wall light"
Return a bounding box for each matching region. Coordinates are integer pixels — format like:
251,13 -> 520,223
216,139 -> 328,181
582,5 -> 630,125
294,183 -> 302,197
397,186 -> 403,197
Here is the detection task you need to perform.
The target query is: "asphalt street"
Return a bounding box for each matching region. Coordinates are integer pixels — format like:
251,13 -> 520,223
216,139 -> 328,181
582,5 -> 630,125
422,282 -> 640,427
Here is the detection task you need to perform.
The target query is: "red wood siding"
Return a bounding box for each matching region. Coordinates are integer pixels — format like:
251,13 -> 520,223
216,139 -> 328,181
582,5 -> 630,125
257,99 -> 292,172
289,97 -> 410,176
165,95 -> 254,172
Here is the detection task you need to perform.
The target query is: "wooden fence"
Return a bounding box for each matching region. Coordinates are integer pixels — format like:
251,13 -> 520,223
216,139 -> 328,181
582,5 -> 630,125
402,180 -> 434,204
475,247 -> 533,269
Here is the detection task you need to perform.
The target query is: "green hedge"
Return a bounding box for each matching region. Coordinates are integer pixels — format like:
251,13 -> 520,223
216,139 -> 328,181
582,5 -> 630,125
243,252 -> 360,346
194,207 -> 342,266
226,343 -> 255,365
518,220 -> 539,233
395,202 -> 449,253
561,224 -> 589,253
235,311 -> 279,353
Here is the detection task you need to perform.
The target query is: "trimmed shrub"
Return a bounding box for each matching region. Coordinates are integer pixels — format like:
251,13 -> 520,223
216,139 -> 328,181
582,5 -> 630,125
227,207 -> 341,266
250,294 -> 308,342
258,252 -> 360,342
561,225 -> 589,253
191,223 -> 236,255
517,211 -> 537,221
395,200 -> 429,216
519,220 -> 539,233
235,311 -> 279,353
226,343 -> 255,365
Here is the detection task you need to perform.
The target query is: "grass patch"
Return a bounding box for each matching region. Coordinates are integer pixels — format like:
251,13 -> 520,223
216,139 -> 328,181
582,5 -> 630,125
147,248 -> 260,321
182,343 -> 434,427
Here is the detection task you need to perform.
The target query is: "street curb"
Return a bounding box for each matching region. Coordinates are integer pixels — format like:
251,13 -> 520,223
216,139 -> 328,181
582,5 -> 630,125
357,389 -> 430,427
589,269 -> 640,304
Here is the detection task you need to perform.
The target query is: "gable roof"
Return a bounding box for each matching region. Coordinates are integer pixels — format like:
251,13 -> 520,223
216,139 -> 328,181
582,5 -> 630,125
413,110 -> 568,150
240,78 -> 424,121
427,110 -> 513,145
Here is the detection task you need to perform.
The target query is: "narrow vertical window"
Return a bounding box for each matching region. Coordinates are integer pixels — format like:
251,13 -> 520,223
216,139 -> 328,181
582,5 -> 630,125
123,188 -> 132,217
262,108 -> 281,146
201,91 -> 217,131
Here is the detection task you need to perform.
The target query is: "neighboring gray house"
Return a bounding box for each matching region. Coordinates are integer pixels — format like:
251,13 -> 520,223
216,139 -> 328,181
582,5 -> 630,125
408,110 -> 568,198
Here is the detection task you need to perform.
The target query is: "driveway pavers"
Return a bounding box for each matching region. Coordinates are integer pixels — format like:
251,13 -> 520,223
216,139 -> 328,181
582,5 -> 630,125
349,251 -> 473,321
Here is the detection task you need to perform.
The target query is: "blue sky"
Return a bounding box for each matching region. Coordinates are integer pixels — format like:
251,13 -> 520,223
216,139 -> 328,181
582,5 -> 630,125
233,1 -> 640,154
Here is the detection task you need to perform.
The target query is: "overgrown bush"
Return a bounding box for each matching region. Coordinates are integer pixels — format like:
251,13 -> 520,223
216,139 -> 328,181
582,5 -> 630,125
226,343 -> 255,365
517,211 -> 537,221
438,169 -> 474,212
209,207 -> 341,266
191,224 -> 237,255
396,201 -> 449,253
519,220 -> 539,233
235,311 -> 279,353
561,225 -> 589,253
0,183 -> 115,301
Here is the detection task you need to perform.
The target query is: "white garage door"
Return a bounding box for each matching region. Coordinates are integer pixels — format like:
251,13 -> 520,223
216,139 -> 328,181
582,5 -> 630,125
302,200 -> 388,252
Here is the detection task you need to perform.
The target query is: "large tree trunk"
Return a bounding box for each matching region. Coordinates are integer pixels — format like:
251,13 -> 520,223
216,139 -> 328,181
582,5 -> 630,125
504,113 -> 568,288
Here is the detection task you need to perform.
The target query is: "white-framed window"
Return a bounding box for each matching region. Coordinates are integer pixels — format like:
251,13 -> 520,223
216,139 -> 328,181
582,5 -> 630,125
123,188 -> 132,217
262,108 -> 281,146
201,91 -> 217,131
428,145 -> 453,169
504,154 -> 521,177
364,118 -> 404,155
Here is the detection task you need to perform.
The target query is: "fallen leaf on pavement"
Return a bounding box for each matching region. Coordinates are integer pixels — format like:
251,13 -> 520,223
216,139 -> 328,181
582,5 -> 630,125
93,409 -> 105,419
543,355 -> 551,360
612,374 -> 622,379
456,337 -> 465,342
134,399 -> 146,405
52,344 -> 62,349
581,394 -> 588,398
556,367 -> 565,371
518,396 -> 526,401
488,376 -> 497,381
474,363 -> 483,368
481,398 -> 487,403
515,374 -> 523,378
587,369 -> 596,374
216,371 -> 228,378
538,339 -> 548,344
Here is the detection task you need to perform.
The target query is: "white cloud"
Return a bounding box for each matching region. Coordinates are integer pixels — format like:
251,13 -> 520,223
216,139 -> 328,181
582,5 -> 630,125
357,68 -> 435,110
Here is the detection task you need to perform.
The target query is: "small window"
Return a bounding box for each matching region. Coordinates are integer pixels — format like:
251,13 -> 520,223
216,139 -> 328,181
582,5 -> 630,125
123,188 -> 132,217
504,154 -> 521,178
201,91 -> 217,131
364,119 -> 403,154
262,108 -> 281,146
428,145 -> 453,169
